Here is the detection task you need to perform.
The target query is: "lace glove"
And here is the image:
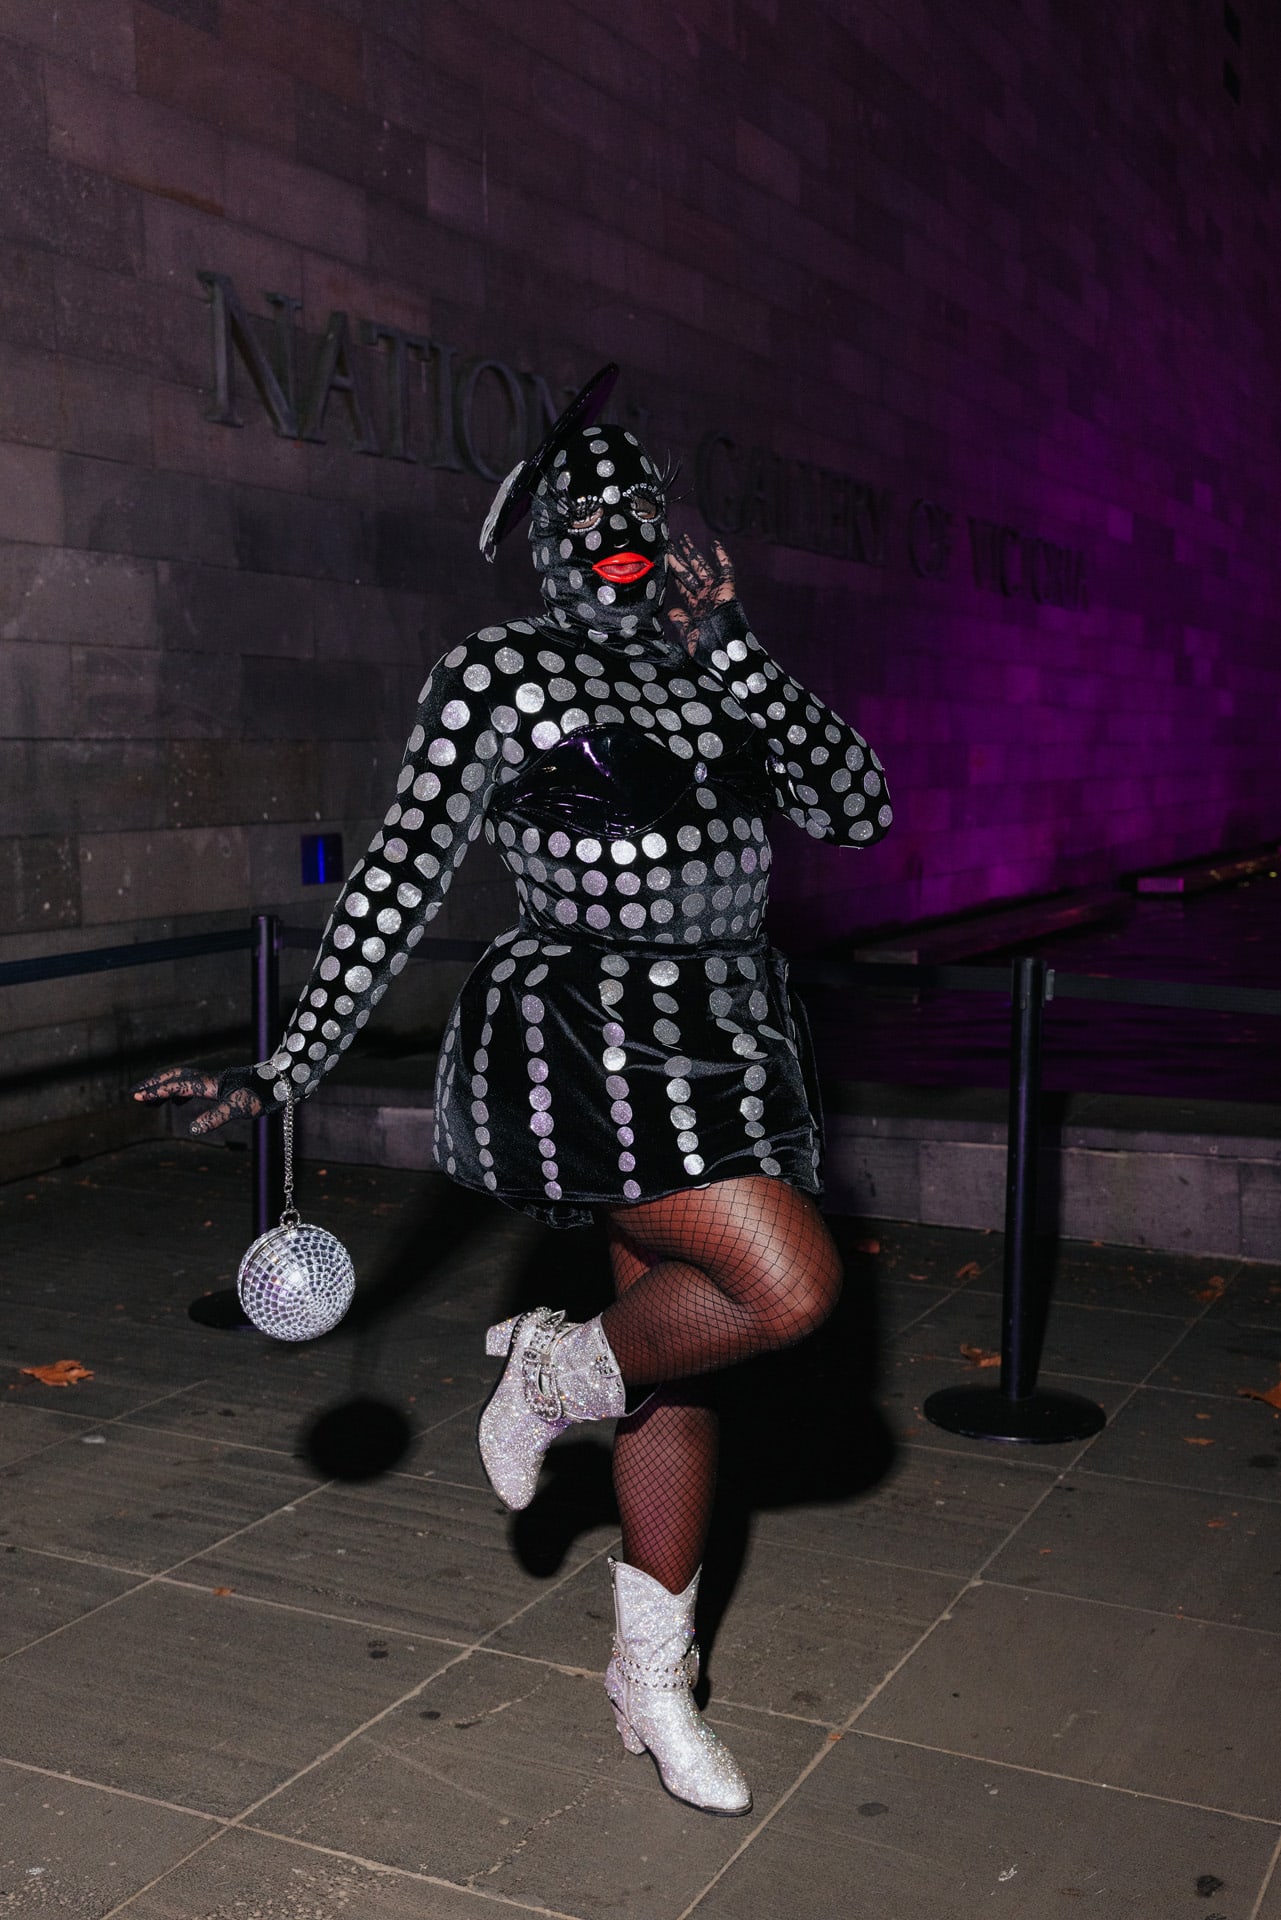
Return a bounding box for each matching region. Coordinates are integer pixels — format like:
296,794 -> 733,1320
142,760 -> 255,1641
130,1065 -> 266,1137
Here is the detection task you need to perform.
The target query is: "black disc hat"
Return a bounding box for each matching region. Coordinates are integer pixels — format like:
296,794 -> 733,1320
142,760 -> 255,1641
479,362 -> 619,562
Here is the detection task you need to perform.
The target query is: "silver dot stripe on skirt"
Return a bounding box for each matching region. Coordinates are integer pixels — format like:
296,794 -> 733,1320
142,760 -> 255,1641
243,599 -> 891,1227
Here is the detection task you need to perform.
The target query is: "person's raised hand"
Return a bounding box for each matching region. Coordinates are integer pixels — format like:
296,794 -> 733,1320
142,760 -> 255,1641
667,535 -> 737,649
131,1066 -> 266,1136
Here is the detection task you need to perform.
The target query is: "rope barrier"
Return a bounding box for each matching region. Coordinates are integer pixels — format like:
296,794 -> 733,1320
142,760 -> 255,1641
5,915 -> 1279,1429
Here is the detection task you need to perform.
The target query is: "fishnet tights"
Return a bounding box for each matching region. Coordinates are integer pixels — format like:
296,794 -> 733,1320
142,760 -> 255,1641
605,1176 -> 842,1596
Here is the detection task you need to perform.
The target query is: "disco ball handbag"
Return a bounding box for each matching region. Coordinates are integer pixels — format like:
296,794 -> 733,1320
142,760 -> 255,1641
236,1092 -> 355,1341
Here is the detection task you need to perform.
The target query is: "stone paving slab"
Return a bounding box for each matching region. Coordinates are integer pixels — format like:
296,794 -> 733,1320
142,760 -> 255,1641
749,1445 -> 1060,1578
873,1274 -> 957,1333
899,1287 -> 1192,1383
986,1474 -> 1281,1629
120,1825 -> 537,1920
1205,1260 -> 1281,1328
0,1421 -> 313,1572
0,1765 -> 216,1918
1038,1241 -> 1244,1317
117,1355 -> 490,1459
1151,1314 -> 1281,1399
0,1402 -> 98,1467
1081,1386 -> 1281,1500
875,1348 -> 1133,1461
689,1733 -> 1279,1920
256,1650 -> 826,1920
493,1539 -> 968,1726
0,1578 -> 464,1818
1,1340 -> 209,1422
829,1216 -> 1003,1291
183,1473 -> 619,1643
0,1545 -> 143,1658
858,1580 -> 1281,1819
1,1142 -> 1280,1917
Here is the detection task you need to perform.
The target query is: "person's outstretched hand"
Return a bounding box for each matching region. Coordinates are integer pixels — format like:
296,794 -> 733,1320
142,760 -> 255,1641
131,1066 -> 266,1136
667,535 -> 737,649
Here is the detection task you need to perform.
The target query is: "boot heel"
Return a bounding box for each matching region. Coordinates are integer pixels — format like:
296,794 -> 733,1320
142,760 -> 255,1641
611,1706 -> 645,1755
485,1316 -> 519,1358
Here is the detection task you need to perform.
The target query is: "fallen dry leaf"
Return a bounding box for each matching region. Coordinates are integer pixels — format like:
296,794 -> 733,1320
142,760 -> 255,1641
1237,1379 -> 1281,1411
1195,1275 -> 1227,1304
908,1272 -> 928,1281
955,1261 -> 982,1281
1184,1436 -> 1216,1446
960,1343 -> 1001,1368
20,1360 -> 93,1387
212,1587 -> 234,1597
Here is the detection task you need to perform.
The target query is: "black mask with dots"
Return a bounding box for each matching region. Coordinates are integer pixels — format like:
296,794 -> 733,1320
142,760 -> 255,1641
528,425 -> 670,643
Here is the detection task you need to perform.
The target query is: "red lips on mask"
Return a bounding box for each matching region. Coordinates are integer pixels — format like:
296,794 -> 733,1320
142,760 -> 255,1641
591,552 -> 654,585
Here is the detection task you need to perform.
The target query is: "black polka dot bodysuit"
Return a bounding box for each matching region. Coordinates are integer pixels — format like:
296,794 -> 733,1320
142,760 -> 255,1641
238,425 -> 892,1227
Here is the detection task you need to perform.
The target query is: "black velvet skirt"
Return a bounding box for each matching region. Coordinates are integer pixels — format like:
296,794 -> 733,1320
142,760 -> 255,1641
433,925 -> 822,1228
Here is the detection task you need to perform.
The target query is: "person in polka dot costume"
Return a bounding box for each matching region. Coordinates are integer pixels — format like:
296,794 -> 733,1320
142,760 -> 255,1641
136,386 -> 890,1815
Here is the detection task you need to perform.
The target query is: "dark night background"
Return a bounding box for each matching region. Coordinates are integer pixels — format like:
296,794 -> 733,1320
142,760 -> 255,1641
2,0 -> 1278,1175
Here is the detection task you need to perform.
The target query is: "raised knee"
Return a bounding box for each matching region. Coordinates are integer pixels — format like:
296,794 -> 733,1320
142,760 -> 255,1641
790,1251 -> 842,1340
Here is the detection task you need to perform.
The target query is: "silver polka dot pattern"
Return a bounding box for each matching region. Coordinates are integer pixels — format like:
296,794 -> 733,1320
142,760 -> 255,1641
257,596 -> 887,1213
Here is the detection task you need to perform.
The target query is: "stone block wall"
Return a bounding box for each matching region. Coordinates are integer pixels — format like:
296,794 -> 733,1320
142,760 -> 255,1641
1,0 -> 1278,1172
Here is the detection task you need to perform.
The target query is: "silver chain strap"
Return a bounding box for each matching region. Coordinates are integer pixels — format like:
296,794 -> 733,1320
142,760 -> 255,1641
280,1091 -> 299,1228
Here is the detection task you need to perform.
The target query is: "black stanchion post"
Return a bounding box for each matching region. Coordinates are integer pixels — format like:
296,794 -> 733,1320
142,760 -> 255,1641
1002,953 -> 1044,1404
189,915 -> 279,1331
924,954 -> 1106,1444
251,912 -> 282,1241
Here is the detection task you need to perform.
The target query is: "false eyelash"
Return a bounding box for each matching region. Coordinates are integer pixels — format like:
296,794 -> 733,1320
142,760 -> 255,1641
553,492 -> 601,521
649,453 -> 681,493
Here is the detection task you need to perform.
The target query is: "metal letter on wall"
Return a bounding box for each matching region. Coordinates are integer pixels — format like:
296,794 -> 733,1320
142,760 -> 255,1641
456,359 -> 528,482
198,271 -> 299,437
363,322 -> 431,462
299,311 -> 379,453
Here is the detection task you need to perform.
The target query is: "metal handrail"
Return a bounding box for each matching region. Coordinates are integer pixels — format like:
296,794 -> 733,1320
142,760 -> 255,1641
792,955 -> 1281,1020
7,923 -> 1278,1019
0,927 -> 253,988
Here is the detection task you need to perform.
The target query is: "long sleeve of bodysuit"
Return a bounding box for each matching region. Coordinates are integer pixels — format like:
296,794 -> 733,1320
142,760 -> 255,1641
229,632 -> 530,1109
693,600 -> 892,846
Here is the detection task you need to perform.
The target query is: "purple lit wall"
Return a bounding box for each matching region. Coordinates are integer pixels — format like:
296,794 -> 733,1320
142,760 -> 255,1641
1,0 -> 1279,1165
702,6 -> 1281,944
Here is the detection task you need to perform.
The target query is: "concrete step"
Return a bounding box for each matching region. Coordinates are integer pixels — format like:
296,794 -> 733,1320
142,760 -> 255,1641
282,1047 -> 438,1172
820,1081 -> 1280,1263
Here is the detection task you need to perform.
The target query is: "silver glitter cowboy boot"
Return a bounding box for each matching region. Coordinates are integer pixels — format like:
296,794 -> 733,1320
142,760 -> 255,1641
604,1557 -> 753,1816
478,1308 -> 626,1510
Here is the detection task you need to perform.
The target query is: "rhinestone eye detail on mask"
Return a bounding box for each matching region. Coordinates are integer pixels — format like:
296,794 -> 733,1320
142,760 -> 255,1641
566,489 -> 661,533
